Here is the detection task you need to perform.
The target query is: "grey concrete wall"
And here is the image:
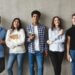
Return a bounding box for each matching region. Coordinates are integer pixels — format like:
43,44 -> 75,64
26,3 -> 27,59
0,0 -> 75,75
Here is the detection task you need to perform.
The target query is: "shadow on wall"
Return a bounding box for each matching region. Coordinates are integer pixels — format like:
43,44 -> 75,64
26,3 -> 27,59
61,17 -> 66,30
40,12 -> 51,27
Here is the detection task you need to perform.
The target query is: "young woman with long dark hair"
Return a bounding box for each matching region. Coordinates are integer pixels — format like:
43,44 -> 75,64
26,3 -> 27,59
6,18 -> 26,75
47,16 -> 65,75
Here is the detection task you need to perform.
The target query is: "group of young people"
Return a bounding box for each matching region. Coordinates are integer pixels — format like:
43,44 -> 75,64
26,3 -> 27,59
0,10 -> 75,75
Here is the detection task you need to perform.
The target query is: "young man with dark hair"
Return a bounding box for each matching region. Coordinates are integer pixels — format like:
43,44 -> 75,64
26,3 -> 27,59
26,10 -> 48,75
66,13 -> 75,75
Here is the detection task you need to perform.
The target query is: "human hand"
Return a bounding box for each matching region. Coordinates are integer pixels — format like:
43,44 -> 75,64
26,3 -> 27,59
28,34 -> 35,41
58,29 -> 64,35
66,54 -> 72,62
47,40 -> 53,45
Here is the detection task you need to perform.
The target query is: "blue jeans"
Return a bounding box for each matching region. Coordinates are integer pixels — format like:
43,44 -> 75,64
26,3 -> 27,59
7,53 -> 25,75
70,50 -> 75,75
28,52 -> 43,75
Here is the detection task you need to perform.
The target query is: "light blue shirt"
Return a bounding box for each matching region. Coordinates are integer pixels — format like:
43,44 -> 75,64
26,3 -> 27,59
0,27 -> 6,58
48,28 -> 65,52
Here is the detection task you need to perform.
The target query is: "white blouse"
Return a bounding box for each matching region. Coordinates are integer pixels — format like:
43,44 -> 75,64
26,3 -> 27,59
48,28 -> 65,52
5,28 -> 26,54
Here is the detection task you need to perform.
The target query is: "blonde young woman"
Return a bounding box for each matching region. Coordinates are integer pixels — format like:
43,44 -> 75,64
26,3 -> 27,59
5,18 -> 26,75
47,16 -> 65,75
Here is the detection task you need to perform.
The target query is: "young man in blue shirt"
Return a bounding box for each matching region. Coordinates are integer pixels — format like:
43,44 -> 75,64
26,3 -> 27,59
0,21 -> 6,73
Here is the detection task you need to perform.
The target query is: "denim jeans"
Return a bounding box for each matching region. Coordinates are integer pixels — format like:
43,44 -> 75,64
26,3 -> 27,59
70,50 -> 75,75
7,53 -> 25,75
28,52 -> 43,75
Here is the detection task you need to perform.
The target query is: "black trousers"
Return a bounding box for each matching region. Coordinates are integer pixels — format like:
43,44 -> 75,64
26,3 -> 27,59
49,51 -> 64,75
0,57 -> 5,73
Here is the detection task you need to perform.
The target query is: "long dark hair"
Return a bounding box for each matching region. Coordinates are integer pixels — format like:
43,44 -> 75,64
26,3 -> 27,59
51,16 -> 63,30
11,18 -> 22,31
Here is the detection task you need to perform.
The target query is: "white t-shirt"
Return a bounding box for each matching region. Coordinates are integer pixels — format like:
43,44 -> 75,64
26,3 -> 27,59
34,26 -> 40,51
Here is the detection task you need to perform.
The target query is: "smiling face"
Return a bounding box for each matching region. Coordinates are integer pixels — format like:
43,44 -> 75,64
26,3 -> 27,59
54,17 -> 60,28
72,16 -> 75,25
51,16 -> 62,30
13,19 -> 20,29
32,14 -> 40,25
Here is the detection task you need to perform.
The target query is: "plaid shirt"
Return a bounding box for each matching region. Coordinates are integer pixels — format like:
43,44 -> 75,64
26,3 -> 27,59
26,24 -> 48,53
